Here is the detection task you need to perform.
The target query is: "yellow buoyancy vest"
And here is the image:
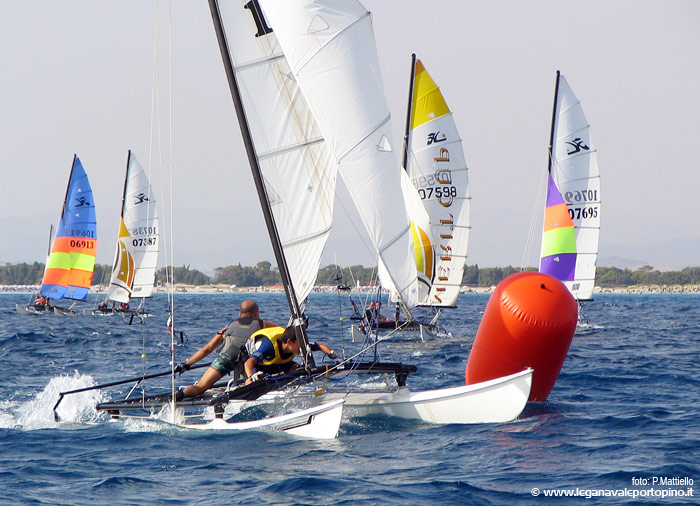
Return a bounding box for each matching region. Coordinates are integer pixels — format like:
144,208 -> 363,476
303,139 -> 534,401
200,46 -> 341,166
246,326 -> 294,366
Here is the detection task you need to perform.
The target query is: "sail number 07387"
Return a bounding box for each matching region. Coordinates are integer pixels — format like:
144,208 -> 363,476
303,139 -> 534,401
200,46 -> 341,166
132,237 -> 157,247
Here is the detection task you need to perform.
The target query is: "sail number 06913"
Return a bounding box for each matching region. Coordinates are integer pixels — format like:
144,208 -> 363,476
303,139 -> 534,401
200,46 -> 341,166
69,239 -> 95,249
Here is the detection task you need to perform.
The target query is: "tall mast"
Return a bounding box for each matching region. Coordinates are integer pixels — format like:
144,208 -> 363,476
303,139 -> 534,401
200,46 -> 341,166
119,151 -> 132,219
546,70 -> 561,174
401,53 -> 417,172
60,154 -> 78,220
45,225 -> 53,258
208,0 -> 314,367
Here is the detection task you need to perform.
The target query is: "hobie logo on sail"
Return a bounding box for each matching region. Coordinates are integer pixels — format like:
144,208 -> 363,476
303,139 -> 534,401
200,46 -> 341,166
565,137 -> 589,155
133,193 -> 150,205
427,131 -> 447,145
74,196 -> 91,207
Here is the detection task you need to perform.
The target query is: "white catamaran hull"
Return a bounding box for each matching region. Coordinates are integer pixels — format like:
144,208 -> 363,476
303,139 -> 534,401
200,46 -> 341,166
16,303 -> 78,316
16,304 -> 47,315
350,323 -> 447,343
180,399 -> 345,440
335,369 -> 532,424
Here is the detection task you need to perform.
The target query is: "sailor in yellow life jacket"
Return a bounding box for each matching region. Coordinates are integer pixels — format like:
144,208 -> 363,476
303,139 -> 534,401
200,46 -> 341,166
243,326 -> 338,384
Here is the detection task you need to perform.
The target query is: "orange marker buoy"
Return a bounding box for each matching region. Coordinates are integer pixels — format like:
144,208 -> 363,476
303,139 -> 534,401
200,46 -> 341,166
465,271 -> 577,402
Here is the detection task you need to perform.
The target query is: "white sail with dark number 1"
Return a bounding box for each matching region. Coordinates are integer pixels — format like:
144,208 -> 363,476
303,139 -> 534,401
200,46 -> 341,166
404,56 -> 470,308
106,151 -> 159,305
258,0 -> 420,309
214,0 -> 336,303
539,71 -> 600,301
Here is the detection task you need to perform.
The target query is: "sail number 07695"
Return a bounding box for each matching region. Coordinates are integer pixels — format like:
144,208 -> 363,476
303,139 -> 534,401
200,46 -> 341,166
568,206 -> 598,220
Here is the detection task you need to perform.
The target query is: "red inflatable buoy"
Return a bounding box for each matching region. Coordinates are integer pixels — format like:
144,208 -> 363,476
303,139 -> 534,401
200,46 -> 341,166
465,271 -> 577,402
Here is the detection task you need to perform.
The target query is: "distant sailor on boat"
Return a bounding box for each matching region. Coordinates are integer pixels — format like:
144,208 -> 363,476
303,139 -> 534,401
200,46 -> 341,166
34,296 -> 49,311
243,326 -> 338,385
365,300 -> 391,323
178,300 -> 276,397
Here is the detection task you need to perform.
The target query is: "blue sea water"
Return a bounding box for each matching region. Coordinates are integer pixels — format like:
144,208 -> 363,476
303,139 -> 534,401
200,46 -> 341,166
1,292 -> 698,505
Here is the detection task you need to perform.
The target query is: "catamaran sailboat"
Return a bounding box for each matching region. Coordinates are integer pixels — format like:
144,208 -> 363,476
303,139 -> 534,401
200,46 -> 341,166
54,0 -> 531,433
539,71 -> 600,328
17,155 -> 97,316
92,151 -> 159,322
350,54 -> 471,342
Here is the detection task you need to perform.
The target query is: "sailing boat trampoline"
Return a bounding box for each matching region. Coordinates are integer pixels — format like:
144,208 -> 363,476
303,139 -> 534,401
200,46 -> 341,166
17,155 -> 97,316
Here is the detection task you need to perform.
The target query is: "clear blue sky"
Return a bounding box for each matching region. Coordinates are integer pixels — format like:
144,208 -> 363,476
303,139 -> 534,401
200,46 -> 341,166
2,1 -> 699,273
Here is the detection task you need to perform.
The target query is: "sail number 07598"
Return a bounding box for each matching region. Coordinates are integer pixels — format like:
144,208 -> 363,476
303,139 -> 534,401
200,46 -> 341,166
417,186 -> 457,200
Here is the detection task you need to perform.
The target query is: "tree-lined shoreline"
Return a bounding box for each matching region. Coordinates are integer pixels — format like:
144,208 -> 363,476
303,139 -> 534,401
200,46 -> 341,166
2,261 -> 700,289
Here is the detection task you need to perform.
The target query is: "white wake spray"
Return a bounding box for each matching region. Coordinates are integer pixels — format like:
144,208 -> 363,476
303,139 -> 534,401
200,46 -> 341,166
0,372 -> 107,430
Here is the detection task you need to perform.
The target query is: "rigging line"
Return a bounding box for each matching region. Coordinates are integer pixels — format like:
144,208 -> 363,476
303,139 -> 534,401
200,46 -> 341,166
141,0 -> 162,390
150,0 -> 168,307
520,164 -> 547,271
166,0 -> 177,420
328,182 -> 379,270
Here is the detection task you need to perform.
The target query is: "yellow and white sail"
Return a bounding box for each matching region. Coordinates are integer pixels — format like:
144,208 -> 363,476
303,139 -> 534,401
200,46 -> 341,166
404,57 -> 471,308
107,151 -> 159,303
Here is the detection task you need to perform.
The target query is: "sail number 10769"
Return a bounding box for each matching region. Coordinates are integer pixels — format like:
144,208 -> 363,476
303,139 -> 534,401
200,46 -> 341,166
563,189 -> 598,203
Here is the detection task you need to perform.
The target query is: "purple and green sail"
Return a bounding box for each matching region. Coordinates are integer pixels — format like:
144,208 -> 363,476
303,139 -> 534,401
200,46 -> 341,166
539,174 -> 576,281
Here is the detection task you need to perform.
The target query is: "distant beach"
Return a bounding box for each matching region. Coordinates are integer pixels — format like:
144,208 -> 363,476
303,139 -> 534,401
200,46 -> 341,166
4,283 -> 700,295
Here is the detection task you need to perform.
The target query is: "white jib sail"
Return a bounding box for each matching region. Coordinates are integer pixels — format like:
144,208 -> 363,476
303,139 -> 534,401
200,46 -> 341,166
551,73 -> 600,301
259,0 -> 420,307
216,0 -> 337,303
107,152 -> 159,303
406,58 -> 470,308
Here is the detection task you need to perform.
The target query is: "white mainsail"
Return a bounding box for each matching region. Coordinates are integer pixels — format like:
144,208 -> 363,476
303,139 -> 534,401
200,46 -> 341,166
258,0 -> 420,308
107,151 -> 159,303
404,57 -> 470,308
540,71 -> 600,301
215,0 -> 337,303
